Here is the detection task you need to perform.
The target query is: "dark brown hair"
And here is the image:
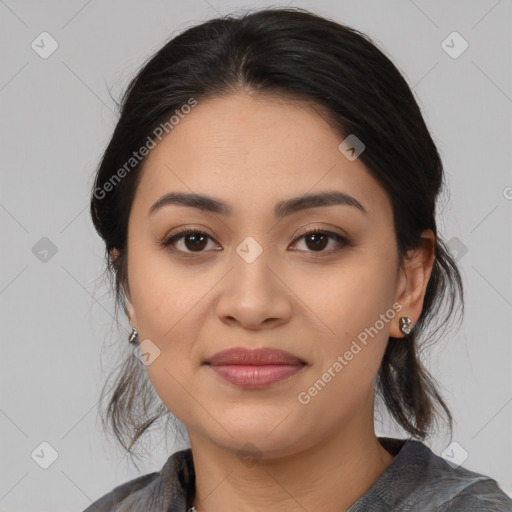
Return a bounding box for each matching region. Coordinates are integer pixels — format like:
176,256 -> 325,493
90,6 -> 464,463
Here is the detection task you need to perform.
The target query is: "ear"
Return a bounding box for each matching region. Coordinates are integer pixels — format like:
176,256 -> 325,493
390,229 -> 436,338
124,288 -> 137,327
110,248 -> 138,328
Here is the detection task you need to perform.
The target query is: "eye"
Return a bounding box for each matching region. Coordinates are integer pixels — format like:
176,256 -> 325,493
160,228 -> 219,254
160,227 -> 350,256
291,228 -> 349,254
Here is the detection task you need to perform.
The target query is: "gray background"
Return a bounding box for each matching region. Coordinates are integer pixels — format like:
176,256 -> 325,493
1,0 -> 511,510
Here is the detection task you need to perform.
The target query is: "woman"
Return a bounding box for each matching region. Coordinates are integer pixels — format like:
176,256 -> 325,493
85,7 -> 512,512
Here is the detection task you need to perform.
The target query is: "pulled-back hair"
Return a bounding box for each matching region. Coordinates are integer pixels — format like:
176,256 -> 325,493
90,6 -> 464,463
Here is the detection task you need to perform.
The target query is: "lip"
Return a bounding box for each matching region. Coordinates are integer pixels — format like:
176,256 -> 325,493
205,346 -> 306,366
204,347 -> 307,388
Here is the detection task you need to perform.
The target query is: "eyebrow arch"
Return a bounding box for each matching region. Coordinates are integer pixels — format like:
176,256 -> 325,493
148,190 -> 367,218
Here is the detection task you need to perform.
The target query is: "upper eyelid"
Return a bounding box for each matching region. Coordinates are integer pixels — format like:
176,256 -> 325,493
166,225 -> 345,239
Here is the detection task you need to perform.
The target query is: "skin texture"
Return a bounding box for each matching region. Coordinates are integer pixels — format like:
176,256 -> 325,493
120,92 -> 435,512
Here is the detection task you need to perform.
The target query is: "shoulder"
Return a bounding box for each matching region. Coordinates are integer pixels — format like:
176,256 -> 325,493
82,471 -> 160,512
82,448 -> 195,512
358,437 -> 512,512
400,439 -> 512,511
440,476 -> 512,511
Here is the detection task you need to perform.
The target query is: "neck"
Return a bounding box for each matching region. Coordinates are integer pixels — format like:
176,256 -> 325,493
188,397 -> 395,512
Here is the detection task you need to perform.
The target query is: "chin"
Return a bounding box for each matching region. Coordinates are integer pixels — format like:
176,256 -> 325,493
206,421 -> 309,460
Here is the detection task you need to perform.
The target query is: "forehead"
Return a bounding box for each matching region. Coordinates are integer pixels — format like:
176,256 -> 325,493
133,93 -> 392,222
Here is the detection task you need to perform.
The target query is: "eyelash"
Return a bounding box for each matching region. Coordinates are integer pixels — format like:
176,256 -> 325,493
160,227 -> 350,257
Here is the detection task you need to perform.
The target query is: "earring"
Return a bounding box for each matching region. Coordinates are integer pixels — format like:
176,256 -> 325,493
399,317 -> 413,335
129,327 -> 139,344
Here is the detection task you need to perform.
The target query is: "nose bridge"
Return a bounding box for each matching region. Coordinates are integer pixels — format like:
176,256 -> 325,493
214,234 -> 291,327
234,234 -> 274,290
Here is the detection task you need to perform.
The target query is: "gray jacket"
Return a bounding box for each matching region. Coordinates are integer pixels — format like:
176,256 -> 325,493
83,437 -> 512,511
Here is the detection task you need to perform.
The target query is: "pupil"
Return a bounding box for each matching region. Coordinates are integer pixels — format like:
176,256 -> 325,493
308,233 -> 327,251
187,233 -> 206,251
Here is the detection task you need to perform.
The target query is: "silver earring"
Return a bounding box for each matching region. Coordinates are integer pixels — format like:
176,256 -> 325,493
129,327 -> 139,344
399,317 -> 413,335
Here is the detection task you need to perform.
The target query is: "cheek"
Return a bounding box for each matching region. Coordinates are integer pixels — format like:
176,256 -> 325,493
305,254 -> 397,365
317,259 -> 395,325
144,355 -> 189,406
127,243 -> 204,368
132,270 -> 203,419
128,243 -> 194,337
294,264 -> 396,423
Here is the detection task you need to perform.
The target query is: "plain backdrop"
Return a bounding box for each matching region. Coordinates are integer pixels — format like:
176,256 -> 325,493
1,1 -> 511,510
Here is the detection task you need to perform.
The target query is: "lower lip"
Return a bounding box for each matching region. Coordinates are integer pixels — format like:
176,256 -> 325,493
206,364 -> 305,388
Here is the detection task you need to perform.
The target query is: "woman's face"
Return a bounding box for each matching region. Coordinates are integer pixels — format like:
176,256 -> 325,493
123,92 -> 420,457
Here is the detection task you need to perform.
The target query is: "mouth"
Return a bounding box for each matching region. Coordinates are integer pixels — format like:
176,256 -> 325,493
203,346 -> 307,388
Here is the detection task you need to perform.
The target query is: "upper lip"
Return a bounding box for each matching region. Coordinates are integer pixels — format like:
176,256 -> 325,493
204,347 -> 306,366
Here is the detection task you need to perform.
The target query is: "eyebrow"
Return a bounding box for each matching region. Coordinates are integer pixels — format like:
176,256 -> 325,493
148,190 -> 367,218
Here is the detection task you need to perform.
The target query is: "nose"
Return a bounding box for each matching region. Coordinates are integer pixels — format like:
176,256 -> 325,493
214,248 -> 293,330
